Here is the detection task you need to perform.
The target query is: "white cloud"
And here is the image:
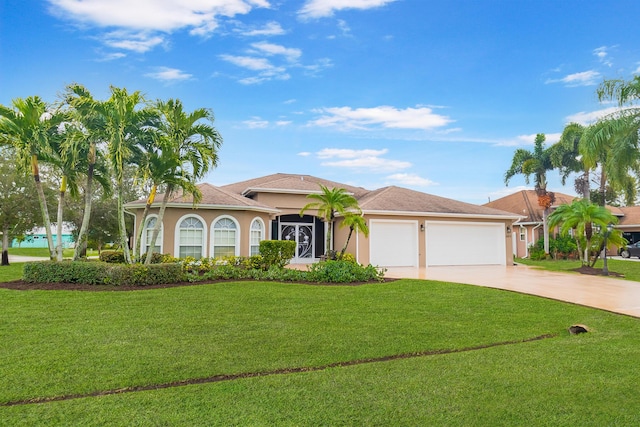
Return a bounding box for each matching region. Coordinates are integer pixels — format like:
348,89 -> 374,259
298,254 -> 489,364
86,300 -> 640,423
564,106 -> 640,125
145,66 -> 193,82
238,21 -> 285,36
314,148 -> 411,173
250,41 -> 302,62
309,105 -> 453,131
298,0 -> 397,19
219,54 -> 275,71
102,30 -> 165,53
494,132 -> 561,147
243,117 -> 269,128
545,70 -> 601,87
275,120 -> 292,126
298,152 -> 312,157
96,52 -> 126,61
47,0 -> 270,51
386,173 -> 437,187
593,45 -> 615,67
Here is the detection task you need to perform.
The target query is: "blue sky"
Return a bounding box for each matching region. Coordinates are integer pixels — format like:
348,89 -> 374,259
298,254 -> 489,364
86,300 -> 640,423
2,0 -> 640,204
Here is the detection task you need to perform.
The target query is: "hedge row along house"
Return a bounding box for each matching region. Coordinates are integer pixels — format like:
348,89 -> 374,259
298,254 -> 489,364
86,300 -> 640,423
124,173 -> 520,268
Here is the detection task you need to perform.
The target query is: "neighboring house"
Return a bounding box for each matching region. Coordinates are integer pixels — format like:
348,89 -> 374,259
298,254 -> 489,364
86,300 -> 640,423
483,190 -> 640,257
12,224 -> 76,249
124,173 -> 520,268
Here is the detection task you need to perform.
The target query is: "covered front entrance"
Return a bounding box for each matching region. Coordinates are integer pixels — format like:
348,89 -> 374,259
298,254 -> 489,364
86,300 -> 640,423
273,214 -> 325,263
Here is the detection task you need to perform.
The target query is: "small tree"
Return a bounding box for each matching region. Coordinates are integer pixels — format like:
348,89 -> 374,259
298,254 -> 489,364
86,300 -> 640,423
338,212 -> 369,260
300,184 -> 361,256
548,199 -> 620,266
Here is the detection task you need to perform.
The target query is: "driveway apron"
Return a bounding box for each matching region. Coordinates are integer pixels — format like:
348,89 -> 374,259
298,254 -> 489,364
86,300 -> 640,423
385,264 -> 640,318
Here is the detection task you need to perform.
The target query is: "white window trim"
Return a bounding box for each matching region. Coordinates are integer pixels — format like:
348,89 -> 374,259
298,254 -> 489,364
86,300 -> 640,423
210,215 -> 241,257
143,214 -> 163,254
174,214 -> 207,259
250,217 -> 266,256
519,226 -> 526,242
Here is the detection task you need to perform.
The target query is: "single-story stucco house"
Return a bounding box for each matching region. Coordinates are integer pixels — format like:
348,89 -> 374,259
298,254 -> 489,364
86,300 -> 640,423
484,190 -> 640,258
124,173 -> 520,268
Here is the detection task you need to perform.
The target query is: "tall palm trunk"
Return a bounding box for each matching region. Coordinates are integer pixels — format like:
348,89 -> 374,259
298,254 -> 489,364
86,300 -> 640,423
135,184 -> 156,261
73,145 -> 95,260
339,226 -> 355,259
117,183 -> 132,264
32,154 -> 55,260
55,176 -> 67,261
1,226 -> 9,266
145,185 -> 171,265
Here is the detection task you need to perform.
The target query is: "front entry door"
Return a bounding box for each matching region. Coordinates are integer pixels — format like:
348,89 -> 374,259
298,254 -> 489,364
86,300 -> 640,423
281,224 -> 314,262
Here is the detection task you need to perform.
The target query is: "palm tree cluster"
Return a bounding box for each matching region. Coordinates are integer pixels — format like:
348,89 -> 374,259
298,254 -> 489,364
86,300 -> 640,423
506,76 -> 640,262
0,83 -> 222,264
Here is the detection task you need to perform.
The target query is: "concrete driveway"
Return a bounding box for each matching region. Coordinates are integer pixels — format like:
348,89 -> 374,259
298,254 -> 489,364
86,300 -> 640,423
385,264 -> 640,318
7,255 -> 50,263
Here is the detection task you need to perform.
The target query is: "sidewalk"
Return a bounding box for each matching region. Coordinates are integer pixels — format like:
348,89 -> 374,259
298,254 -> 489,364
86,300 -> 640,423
385,264 -> 640,318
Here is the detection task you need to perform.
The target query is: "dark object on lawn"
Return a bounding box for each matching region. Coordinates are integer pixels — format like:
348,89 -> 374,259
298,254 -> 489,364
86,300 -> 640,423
568,325 -> 589,334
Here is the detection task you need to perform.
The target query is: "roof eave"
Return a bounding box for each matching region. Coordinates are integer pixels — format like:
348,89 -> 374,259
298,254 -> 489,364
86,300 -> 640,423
124,202 -> 280,214
362,209 -> 523,220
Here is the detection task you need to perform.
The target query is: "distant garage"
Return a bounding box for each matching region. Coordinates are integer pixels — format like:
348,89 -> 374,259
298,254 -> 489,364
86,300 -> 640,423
369,220 -> 419,267
425,221 -> 506,266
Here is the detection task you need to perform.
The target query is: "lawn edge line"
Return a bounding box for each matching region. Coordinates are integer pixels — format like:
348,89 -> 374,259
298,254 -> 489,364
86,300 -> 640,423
1,333 -> 556,407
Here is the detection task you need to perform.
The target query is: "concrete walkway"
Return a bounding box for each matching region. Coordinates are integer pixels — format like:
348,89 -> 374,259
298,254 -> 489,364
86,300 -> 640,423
7,255 -> 50,263
385,264 -> 640,318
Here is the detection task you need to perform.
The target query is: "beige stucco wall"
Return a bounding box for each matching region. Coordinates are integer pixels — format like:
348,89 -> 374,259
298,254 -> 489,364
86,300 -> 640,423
132,207 -> 273,258
338,214 -> 515,267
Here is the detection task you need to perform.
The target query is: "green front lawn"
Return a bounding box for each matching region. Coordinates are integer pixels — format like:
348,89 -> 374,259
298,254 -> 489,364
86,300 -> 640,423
516,257 -> 640,281
1,279 -> 639,425
4,247 -> 100,258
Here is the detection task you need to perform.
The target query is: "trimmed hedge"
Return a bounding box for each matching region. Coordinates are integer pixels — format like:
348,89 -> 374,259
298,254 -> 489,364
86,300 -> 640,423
259,240 -> 296,268
24,261 -> 184,286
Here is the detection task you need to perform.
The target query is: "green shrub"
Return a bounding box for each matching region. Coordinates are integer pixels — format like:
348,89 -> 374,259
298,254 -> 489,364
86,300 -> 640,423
24,261 -> 184,286
337,252 -> 357,263
99,250 -> 125,263
307,260 -> 386,283
259,240 -> 296,269
140,252 -> 176,264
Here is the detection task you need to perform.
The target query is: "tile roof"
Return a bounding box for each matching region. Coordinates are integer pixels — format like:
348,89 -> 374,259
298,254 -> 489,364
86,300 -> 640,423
125,183 -> 278,212
359,186 -> 518,217
618,206 -> 640,226
484,190 -> 577,223
221,173 -> 370,198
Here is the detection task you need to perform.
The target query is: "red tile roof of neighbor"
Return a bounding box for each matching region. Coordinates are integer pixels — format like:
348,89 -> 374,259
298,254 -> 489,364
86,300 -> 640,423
484,190 -> 577,223
484,189 -> 635,224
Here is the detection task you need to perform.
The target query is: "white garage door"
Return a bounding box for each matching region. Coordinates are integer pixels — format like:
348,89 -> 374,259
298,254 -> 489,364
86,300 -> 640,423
369,220 -> 418,267
425,221 -> 505,266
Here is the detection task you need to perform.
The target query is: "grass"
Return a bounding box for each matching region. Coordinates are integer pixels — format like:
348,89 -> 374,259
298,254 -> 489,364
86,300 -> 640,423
4,247 -> 100,258
0,263 -> 24,282
1,279 -> 639,425
516,257 -> 640,281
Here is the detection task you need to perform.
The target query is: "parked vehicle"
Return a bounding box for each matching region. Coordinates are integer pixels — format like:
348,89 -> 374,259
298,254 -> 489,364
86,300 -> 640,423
619,241 -> 640,258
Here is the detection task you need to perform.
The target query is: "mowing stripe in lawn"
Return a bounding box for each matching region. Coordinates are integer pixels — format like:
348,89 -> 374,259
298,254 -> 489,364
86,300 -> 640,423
2,333 -> 556,407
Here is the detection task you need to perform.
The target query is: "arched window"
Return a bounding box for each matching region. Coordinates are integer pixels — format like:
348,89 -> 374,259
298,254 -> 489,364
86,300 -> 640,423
213,217 -> 238,258
143,216 -> 162,255
250,218 -> 265,256
178,216 -> 205,259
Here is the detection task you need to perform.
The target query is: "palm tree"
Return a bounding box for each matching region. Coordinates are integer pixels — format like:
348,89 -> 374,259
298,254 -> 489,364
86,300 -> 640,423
505,133 -> 555,253
300,185 -> 361,257
101,86 -> 158,264
64,84 -> 112,260
550,123 -> 590,199
579,114 -> 639,206
144,99 -> 222,264
0,96 -> 64,259
548,199 -> 618,266
338,212 -> 369,260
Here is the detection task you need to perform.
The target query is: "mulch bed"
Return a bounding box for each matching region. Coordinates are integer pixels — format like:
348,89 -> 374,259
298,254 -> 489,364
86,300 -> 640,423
0,278 -> 396,291
573,265 -> 625,277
